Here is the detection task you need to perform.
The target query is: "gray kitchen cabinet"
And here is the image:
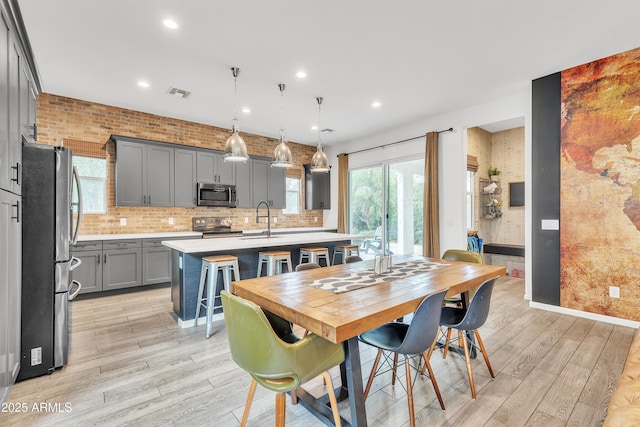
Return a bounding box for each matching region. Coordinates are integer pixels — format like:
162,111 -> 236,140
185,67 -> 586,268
0,190 -> 21,402
196,150 -> 235,185
174,148 -> 197,207
114,138 -> 174,207
102,239 -> 142,291
252,158 -> 285,209
0,12 -> 9,193
234,158 -> 253,208
142,239 -> 172,286
72,250 -> 103,294
7,32 -> 20,195
304,164 -> 331,209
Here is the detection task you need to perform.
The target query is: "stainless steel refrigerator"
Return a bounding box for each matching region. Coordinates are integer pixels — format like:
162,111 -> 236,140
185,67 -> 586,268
18,143 -> 83,381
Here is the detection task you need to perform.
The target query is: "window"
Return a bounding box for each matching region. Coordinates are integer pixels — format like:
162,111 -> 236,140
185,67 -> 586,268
73,156 -> 107,214
466,170 -> 475,229
283,176 -> 300,214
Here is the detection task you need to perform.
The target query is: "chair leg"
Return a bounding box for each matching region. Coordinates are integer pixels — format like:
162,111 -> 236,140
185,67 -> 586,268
240,379 -> 257,427
422,339 -> 445,410
275,392 -> 286,427
442,327 -> 452,359
364,349 -> 383,399
322,372 -> 342,427
460,332 -> 477,399
405,357 -> 416,427
392,352 -> 399,385
474,330 -> 495,378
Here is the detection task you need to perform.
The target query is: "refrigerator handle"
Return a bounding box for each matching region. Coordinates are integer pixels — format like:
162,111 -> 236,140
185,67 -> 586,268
71,166 -> 84,245
69,280 -> 82,300
70,256 -> 82,271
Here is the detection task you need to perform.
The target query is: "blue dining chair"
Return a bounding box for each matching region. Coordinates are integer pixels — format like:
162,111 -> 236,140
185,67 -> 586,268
357,289 -> 448,427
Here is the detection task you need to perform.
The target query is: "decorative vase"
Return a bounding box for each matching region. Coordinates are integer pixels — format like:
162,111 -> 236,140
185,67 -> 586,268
490,175 -> 499,182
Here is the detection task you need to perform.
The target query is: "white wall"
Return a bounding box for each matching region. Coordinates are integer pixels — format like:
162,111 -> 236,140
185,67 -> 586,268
324,88 -> 533,299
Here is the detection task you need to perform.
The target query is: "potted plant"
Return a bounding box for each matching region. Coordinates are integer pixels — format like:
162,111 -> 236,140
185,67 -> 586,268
488,167 -> 500,182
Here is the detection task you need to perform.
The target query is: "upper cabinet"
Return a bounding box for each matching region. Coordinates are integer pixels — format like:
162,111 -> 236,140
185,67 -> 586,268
304,164 -> 331,209
234,158 -> 253,208
196,151 -> 235,185
113,137 -> 174,207
174,148 -> 197,208
252,159 -> 285,209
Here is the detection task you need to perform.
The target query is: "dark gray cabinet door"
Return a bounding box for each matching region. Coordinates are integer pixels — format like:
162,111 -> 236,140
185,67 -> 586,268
0,13 -> 9,192
252,159 -> 270,206
103,248 -> 142,290
196,151 -> 216,183
143,246 -> 172,285
235,158 -> 253,208
217,155 -> 236,185
269,166 -> 285,209
0,190 -> 21,400
174,148 -> 197,207
146,144 -> 174,207
72,250 -> 103,294
8,38 -> 20,195
115,140 -> 146,206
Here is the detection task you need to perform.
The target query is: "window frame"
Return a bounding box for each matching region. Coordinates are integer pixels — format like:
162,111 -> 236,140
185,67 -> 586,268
73,155 -> 108,214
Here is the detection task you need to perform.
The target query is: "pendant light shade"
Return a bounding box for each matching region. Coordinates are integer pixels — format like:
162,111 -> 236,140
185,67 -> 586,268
271,83 -> 294,168
311,97 -> 330,173
224,67 -> 249,163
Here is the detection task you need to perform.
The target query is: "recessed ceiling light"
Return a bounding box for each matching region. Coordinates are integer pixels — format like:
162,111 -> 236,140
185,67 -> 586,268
163,19 -> 178,29
137,81 -> 150,88
372,101 -> 381,108
311,125 -> 318,131
296,71 -> 307,79
241,107 -> 251,114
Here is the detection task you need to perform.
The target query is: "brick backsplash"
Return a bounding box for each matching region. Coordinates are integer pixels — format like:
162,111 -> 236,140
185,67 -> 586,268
37,93 -> 325,234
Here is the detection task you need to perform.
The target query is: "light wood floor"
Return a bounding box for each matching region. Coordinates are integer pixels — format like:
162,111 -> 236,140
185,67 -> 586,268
1,277 -> 634,427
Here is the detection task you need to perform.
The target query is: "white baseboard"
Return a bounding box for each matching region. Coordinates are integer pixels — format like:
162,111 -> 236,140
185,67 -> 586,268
529,301 -> 640,329
177,313 -> 224,329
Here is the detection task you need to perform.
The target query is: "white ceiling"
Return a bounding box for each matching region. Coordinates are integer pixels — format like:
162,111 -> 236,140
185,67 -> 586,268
16,0 -> 640,146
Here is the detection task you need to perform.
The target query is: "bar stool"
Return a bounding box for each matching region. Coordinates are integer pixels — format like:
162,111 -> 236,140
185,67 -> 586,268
196,255 -> 240,339
299,247 -> 330,267
257,251 -> 293,277
332,243 -> 360,264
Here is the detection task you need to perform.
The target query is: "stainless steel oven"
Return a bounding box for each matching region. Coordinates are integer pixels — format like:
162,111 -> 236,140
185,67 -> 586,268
197,183 -> 237,207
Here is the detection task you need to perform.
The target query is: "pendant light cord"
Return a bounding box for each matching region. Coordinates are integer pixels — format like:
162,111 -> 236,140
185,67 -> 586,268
231,67 -> 240,131
317,97 -> 323,150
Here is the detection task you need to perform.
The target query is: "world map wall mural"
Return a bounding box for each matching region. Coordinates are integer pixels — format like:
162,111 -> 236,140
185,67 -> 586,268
560,46 -> 640,321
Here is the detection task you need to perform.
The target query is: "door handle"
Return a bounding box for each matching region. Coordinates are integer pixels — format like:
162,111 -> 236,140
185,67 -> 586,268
97,254 -> 100,264
68,280 -> 82,300
11,162 -> 20,184
143,195 -> 147,205
11,201 -> 20,223
70,256 -> 82,271
148,195 -> 151,205
72,166 -> 83,245
103,254 -> 107,263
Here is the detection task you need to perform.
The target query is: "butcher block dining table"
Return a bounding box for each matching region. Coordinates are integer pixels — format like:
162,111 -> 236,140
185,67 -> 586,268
230,254 -> 506,426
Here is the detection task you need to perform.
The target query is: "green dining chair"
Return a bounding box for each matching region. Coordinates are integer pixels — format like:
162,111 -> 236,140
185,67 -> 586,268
442,249 -> 483,306
221,291 -> 345,427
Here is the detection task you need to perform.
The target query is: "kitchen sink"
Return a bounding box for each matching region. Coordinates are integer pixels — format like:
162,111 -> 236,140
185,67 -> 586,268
239,235 -> 282,240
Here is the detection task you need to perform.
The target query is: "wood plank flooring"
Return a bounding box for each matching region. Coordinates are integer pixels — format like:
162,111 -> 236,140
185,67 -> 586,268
0,277 -> 634,426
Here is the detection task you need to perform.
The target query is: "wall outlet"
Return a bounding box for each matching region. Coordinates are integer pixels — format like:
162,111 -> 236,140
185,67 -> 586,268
168,217 -> 174,225
244,217 -> 249,223
609,286 -> 620,298
314,217 -> 318,223
273,217 -> 278,224
120,218 -> 126,226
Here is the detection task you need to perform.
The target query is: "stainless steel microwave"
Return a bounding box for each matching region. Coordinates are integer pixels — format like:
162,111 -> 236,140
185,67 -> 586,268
197,183 -> 237,207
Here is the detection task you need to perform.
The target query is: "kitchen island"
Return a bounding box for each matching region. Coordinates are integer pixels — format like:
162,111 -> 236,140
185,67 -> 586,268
162,232 -> 358,327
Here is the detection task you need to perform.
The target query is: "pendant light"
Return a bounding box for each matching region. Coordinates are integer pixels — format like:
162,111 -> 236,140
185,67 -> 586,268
310,96 -> 330,173
223,67 -> 249,163
271,83 -> 294,168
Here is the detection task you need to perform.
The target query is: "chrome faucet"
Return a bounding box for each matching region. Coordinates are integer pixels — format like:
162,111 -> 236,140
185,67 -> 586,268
256,200 -> 271,238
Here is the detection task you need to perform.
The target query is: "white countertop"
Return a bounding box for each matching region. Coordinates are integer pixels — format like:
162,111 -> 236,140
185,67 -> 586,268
162,232 -> 359,253
78,231 -> 202,241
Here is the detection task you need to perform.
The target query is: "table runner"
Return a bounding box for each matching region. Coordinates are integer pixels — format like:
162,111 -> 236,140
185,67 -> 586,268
302,259 -> 450,293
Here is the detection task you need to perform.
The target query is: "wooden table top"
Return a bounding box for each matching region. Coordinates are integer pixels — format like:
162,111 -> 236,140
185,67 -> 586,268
231,255 -> 506,344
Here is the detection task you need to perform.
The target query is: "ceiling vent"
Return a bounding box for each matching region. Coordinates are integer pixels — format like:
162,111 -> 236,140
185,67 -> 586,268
321,128 -> 335,133
167,87 -> 191,98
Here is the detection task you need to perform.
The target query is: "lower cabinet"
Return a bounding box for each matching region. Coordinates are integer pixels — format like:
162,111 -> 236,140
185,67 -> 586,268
142,239 -> 172,285
103,242 -> 142,291
72,250 -> 103,293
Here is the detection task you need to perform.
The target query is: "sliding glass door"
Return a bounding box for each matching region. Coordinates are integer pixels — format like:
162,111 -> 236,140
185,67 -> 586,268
349,158 -> 424,259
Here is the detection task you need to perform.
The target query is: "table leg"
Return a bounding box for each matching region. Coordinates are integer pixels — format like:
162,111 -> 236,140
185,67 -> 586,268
343,337 -> 368,426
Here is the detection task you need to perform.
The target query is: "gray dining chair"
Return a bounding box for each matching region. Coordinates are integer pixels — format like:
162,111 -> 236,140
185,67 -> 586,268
438,276 -> 498,399
357,289 -> 448,427
345,255 -> 363,263
295,262 -> 321,271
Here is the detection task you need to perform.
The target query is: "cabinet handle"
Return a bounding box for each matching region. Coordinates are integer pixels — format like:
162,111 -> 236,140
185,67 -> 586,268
97,254 -> 100,264
11,163 -> 20,184
148,195 -> 151,205
143,195 -> 146,205
11,201 -> 20,223
103,254 -> 107,263
30,123 -> 37,140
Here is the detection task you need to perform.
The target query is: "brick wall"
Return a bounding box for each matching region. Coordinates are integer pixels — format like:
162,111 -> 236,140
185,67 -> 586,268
36,93 -> 325,234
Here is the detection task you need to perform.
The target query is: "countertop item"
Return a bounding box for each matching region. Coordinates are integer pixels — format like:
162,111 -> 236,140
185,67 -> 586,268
162,232 -> 358,254
78,231 -> 203,242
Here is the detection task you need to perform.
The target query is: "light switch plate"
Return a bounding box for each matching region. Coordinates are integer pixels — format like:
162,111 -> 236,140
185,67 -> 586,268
120,218 -> 127,226
168,217 -> 174,225
541,219 -> 559,230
